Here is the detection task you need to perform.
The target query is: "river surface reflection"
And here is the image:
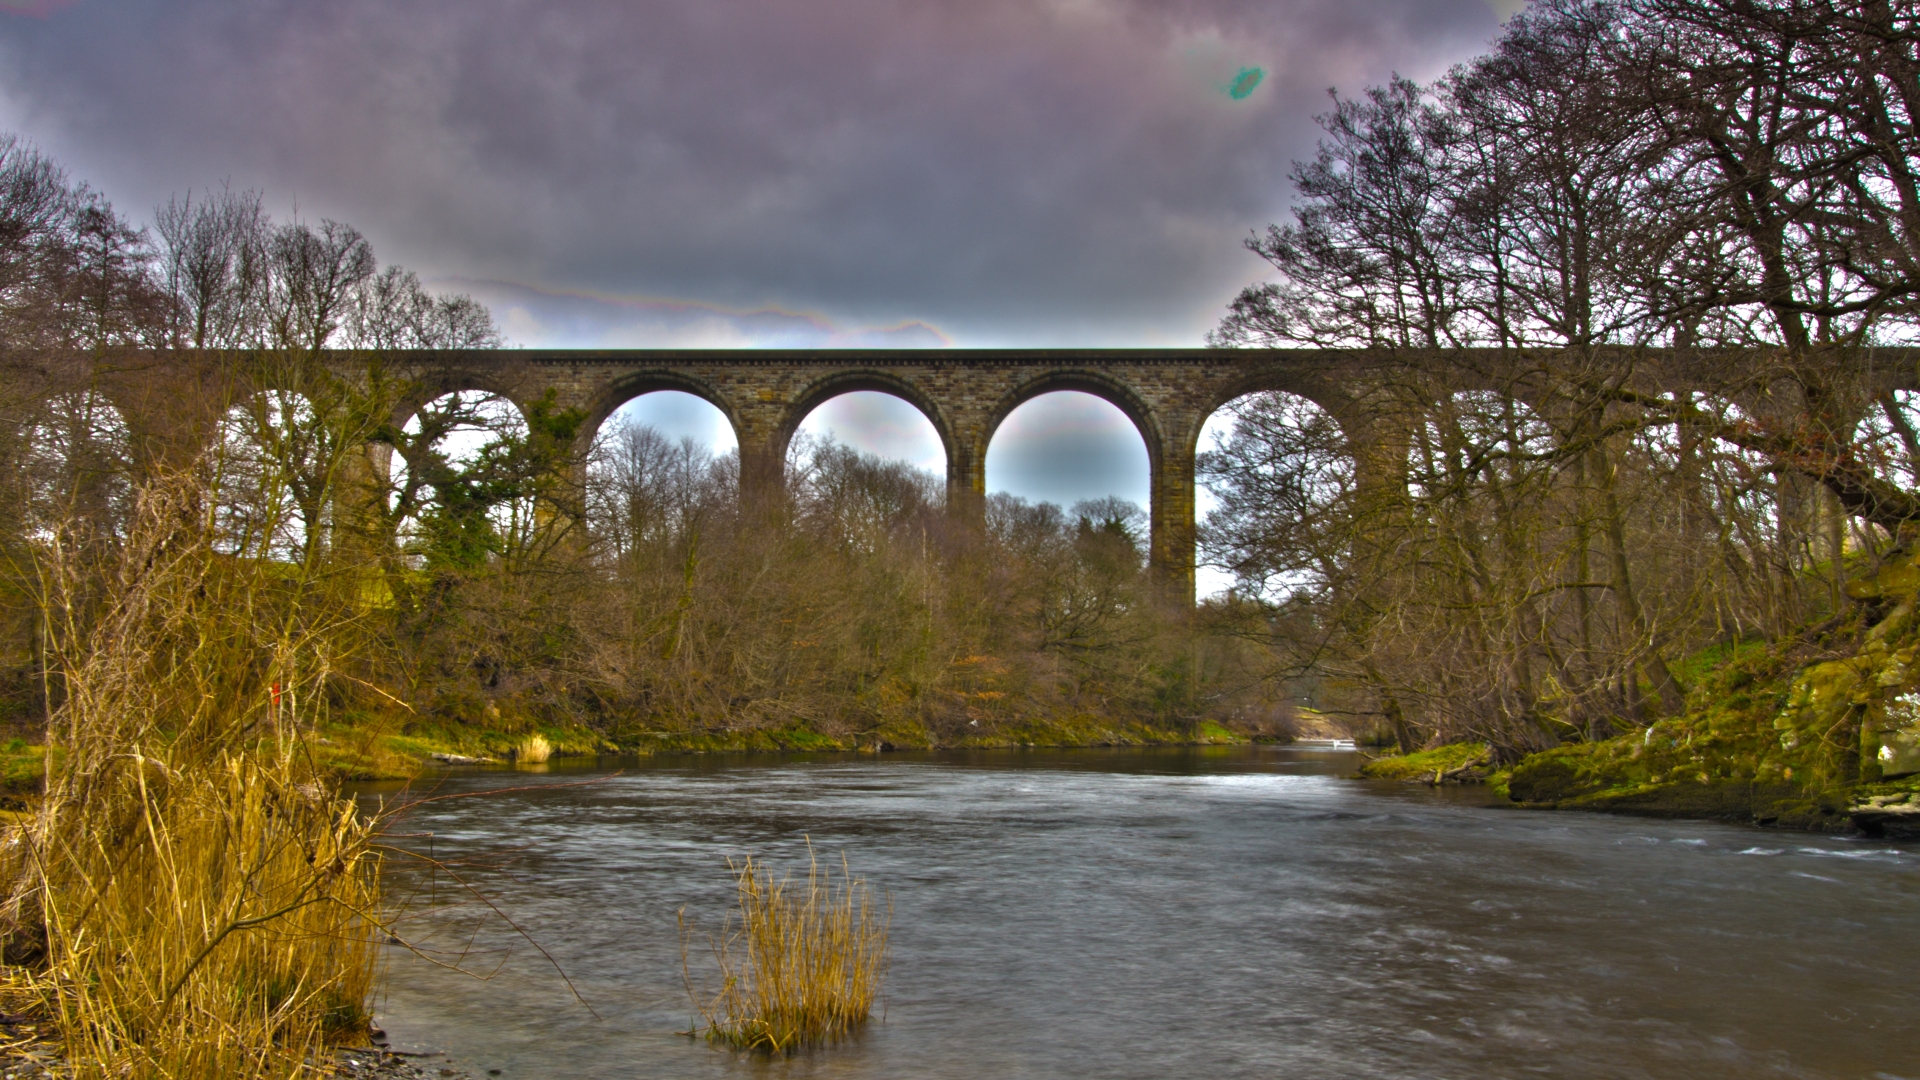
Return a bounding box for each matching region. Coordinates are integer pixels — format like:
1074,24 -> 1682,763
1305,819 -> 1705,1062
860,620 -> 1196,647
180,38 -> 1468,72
361,747 -> 1918,1079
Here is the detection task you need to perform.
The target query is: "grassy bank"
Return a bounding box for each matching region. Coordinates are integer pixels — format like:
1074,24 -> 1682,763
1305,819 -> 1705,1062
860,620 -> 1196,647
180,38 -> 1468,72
1358,743 -> 1491,784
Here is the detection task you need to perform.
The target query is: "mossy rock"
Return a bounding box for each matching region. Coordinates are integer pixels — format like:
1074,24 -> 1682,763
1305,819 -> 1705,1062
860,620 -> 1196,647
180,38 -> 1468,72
1504,751 -> 1596,803
1844,555 -> 1920,602
1498,549 -> 1920,829
1566,779 -> 1783,818
1359,742 -> 1491,783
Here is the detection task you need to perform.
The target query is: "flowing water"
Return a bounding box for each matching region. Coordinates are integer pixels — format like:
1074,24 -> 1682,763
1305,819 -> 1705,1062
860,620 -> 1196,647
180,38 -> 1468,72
363,747 -> 1919,1079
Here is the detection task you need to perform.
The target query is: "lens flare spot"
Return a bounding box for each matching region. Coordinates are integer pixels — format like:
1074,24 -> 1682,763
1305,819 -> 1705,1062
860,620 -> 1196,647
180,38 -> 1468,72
1225,67 -> 1264,100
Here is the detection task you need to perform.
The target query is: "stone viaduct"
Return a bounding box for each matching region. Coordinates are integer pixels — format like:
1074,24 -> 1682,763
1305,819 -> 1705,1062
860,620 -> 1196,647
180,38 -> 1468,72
61,345 -> 1920,605
367,347 -> 1383,605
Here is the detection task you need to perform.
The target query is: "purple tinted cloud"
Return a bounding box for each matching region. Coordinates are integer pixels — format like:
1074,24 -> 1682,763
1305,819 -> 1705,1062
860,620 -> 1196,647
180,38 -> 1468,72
452,279 -> 952,348
0,0 -> 1503,344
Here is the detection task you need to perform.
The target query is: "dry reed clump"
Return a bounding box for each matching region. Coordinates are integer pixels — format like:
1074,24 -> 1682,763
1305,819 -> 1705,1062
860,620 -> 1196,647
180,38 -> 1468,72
681,848 -> 889,1053
0,472 -> 386,1079
514,733 -> 552,763
20,751 -> 381,1078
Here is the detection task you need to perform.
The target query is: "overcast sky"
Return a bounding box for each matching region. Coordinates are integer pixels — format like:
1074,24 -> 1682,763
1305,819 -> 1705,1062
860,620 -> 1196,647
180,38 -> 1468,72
2,0 -> 1517,593
1,0 -> 1514,347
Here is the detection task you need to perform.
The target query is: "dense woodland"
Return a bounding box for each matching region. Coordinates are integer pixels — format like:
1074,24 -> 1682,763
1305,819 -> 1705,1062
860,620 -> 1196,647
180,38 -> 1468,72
5,0 -> 1920,767
1203,0 -> 1920,761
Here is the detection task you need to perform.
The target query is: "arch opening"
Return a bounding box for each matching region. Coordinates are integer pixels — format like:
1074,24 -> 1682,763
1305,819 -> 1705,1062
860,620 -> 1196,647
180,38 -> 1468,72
1844,389 -> 1920,554
587,391 -> 739,559
1855,389 -> 1920,492
792,390 -> 946,477
211,389 -> 326,560
1408,390 -> 1555,503
785,391 -> 948,545
600,390 -> 739,459
1196,391 -> 1354,602
16,389 -> 133,541
388,389 -> 533,568
985,390 -> 1150,548
1630,393 -> 1781,548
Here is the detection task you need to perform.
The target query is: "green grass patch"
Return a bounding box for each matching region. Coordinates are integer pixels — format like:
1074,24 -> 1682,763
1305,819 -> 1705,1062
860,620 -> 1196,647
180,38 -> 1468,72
0,739 -> 50,796
1671,637 -> 1771,690
1194,720 -> 1242,743
1359,742 -> 1490,782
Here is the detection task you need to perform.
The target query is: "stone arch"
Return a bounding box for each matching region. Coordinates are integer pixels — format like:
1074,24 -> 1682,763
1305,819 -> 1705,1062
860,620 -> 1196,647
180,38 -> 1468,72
981,389 -> 1153,506
381,386 -> 547,562
389,369 -> 539,434
99,353 -> 309,468
1191,388 -> 1357,601
1387,390 -> 1560,519
381,382 -> 535,497
779,367 -> 960,503
983,369 -> 1163,472
976,370 -> 1174,597
971,371 -> 1164,515
209,388 -> 335,560
776,369 -> 954,475
1192,371 -> 1360,461
579,370 -> 744,455
16,387 -> 137,540
1855,388 -> 1920,490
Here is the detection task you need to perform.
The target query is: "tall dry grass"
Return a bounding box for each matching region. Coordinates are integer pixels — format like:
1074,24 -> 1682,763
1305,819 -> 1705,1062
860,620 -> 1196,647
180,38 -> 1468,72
513,733 -> 552,763
682,848 -> 888,1053
0,470 -> 386,1078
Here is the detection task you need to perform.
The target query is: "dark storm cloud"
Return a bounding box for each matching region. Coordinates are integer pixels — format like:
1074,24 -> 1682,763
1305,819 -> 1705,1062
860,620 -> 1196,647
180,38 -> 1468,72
0,0 -> 1504,344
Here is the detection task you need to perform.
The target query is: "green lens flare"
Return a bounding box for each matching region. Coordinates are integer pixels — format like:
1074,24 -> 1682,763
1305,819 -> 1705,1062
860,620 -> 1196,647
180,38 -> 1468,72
1226,67 -> 1264,100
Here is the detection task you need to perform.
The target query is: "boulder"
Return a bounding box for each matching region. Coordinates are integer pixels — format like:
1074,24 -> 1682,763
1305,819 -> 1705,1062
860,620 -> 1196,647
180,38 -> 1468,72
1849,793 -> 1920,838
1874,701 -> 1920,779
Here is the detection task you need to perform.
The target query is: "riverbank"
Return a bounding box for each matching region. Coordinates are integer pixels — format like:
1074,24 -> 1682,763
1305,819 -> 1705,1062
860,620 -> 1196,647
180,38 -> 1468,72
1362,724 -> 1920,835
1357,553 -> 1920,835
0,1034 -> 476,1079
1498,555 -> 1920,834
1363,738 -> 1920,834
0,966 -> 475,1079
0,715 -> 1275,794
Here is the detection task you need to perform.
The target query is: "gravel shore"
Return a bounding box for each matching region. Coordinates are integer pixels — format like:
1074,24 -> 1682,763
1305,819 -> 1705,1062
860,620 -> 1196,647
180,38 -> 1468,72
0,1030 -> 479,1079
337,1045 -> 478,1078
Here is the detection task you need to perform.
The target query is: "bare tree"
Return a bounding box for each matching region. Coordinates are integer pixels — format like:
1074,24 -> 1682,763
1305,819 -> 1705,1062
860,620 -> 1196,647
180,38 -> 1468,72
153,186 -> 268,349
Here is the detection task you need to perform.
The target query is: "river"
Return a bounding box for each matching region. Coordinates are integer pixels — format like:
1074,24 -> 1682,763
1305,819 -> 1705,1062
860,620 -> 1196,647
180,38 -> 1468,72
361,746 -> 1919,1079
